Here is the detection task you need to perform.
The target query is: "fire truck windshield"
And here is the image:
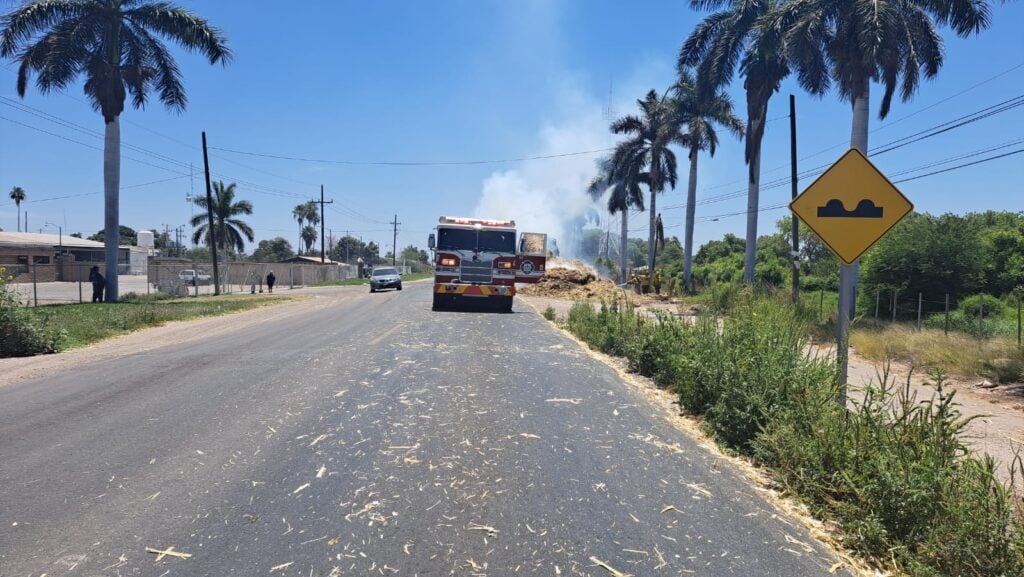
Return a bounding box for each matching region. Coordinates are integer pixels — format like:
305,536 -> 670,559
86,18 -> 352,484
437,228 -> 515,253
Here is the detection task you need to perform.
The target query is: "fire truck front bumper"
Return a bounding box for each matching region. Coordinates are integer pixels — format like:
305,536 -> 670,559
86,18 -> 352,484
434,283 -> 515,297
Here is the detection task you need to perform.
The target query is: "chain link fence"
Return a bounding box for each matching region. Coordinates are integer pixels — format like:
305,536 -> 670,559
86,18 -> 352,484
2,259 -> 357,305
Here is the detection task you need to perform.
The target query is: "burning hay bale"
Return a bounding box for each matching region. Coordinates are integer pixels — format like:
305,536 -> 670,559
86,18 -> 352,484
519,261 -> 624,300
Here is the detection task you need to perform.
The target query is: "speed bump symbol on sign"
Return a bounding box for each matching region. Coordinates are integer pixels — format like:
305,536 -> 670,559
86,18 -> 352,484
790,148 -> 913,265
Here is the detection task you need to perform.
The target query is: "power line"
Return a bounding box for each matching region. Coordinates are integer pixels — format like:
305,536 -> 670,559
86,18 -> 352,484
684,62 -> 1024,196
0,85 -> 376,209
870,94 -> 1024,156
0,176 -> 190,208
892,147 -> 1024,184
208,145 -> 616,166
660,94 -> 1024,214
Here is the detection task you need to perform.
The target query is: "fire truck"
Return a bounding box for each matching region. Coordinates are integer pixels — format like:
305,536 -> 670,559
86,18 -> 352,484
427,216 -> 547,312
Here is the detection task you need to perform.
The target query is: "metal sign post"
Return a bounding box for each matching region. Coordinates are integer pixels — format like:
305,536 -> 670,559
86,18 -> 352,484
790,148 -> 913,406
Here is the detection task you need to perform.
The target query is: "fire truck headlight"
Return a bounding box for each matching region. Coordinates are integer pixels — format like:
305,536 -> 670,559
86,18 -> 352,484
440,258 -> 457,266
497,261 -> 513,269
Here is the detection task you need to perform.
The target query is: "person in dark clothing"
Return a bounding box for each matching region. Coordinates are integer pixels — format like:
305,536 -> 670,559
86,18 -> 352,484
88,266 -> 105,303
266,271 -> 276,293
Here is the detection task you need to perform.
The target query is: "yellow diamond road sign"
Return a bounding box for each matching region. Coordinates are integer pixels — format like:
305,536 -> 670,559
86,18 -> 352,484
790,148 -> 913,265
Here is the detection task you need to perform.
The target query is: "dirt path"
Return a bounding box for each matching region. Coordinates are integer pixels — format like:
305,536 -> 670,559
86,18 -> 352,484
521,294 -> 1023,485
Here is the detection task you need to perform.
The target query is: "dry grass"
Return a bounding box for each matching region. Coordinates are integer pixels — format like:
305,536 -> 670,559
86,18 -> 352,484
850,323 -> 1023,380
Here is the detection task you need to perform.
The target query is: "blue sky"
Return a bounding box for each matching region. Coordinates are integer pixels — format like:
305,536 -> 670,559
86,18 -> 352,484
1,0 -> 1022,257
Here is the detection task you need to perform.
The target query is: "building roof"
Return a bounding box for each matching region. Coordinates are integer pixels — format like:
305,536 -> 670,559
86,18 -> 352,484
281,255 -> 345,265
0,231 -> 105,249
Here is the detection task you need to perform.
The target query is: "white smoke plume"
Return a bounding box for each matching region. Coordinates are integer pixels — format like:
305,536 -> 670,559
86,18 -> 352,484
472,99 -> 609,259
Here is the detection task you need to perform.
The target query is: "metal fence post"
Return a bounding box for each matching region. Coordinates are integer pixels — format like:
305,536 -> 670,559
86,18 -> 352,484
32,262 -> 37,307
78,263 -> 83,304
944,294 -> 950,337
921,293 -> 929,330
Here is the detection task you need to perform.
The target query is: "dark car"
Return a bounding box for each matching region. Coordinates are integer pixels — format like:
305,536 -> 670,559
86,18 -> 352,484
369,267 -> 402,292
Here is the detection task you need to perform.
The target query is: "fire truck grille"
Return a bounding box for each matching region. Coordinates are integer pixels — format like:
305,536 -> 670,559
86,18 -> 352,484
460,260 -> 493,284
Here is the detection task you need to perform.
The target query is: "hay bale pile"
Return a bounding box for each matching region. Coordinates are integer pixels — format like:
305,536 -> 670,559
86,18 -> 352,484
519,263 -> 622,300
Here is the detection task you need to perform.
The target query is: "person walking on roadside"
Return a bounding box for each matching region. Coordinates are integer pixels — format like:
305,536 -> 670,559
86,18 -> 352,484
266,270 -> 276,294
88,265 -> 105,303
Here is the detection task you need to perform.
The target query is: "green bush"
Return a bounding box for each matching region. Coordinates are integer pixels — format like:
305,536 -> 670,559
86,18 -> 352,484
0,266 -> 64,357
565,292 -> 1024,576
923,309 -> 1017,339
960,294 -> 1006,318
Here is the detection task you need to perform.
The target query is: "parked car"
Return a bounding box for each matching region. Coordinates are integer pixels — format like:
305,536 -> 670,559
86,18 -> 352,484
369,267 -> 402,292
178,269 -> 211,284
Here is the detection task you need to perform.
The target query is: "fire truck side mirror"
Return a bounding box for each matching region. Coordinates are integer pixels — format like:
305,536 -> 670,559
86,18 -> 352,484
518,236 -> 525,254
427,233 -> 435,250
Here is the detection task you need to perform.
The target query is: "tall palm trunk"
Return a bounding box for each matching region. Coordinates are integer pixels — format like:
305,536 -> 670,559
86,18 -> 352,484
683,147 -> 699,292
16,203 -> 20,232
743,100 -> 767,285
841,80 -> 870,321
647,157 -> 659,277
837,79 -> 870,389
619,209 -> 628,284
103,117 -> 120,302
743,145 -> 761,284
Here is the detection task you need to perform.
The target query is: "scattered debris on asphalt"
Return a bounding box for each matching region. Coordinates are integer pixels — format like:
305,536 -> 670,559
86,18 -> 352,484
146,546 -> 191,561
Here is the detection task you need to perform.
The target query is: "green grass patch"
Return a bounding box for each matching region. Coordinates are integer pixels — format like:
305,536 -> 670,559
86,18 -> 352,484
566,294 -> 1024,576
312,273 -> 434,287
23,294 -> 291,350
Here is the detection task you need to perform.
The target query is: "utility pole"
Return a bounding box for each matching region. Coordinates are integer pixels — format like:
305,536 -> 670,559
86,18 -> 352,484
201,131 -> 221,295
390,215 -> 401,266
314,185 -> 334,263
789,94 -> 800,303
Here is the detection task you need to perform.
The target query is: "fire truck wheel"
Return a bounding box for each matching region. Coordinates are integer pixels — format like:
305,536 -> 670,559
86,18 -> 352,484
431,293 -> 444,311
496,296 -> 513,313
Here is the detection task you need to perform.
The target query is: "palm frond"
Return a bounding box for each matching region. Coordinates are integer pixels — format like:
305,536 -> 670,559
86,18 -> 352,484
610,115 -> 644,135
679,10 -> 736,69
226,218 -> 255,242
129,22 -> 186,110
124,2 -> 232,64
0,0 -> 87,57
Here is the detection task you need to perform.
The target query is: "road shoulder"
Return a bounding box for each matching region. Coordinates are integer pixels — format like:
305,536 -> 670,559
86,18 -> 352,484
0,293 -> 323,388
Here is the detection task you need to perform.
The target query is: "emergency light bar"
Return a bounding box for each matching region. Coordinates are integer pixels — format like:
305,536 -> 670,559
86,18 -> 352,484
438,216 -> 515,227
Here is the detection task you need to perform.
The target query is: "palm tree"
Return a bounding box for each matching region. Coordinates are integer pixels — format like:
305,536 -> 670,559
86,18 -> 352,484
300,225 -> 317,255
680,0 -> 789,285
777,0 -> 991,318
1,1 -> 231,301
291,201 -> 319,255
191,181 -> 254,254
292,203 -> 310,255
8,186 -> 25,231
587,155 -> 648,283
610,90 -> 687,276
672,67 -> 744,292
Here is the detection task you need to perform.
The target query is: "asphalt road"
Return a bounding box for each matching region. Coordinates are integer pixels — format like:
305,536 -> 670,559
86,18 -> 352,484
0,282 -> 850,576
